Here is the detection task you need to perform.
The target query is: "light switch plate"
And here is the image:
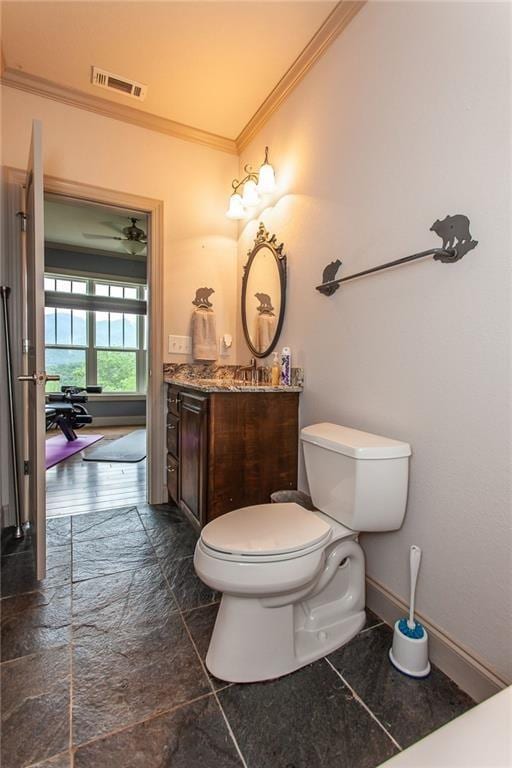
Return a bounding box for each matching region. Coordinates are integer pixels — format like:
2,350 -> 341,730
219,333 -> 233,356
168,334 -> 191,354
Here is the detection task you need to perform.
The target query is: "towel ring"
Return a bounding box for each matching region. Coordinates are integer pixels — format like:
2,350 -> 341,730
192,287 -> 214,309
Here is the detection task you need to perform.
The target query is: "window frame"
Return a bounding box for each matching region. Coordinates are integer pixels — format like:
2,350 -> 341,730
44,273 -> 147,395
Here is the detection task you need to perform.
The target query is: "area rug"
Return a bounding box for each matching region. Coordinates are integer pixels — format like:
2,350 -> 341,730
46,433 -> 104,470
83,429 -> 146,463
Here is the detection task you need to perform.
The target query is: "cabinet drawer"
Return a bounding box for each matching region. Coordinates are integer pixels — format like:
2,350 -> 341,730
168,386 -> 180,417
166,413 -> 179,458
167,454 -> 179,504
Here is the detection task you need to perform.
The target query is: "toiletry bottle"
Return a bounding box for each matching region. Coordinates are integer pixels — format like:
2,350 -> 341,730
271,352 -> 280,386
280,346 -> 291,386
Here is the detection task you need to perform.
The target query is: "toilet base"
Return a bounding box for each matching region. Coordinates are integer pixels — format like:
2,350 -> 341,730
206,593 -> 366,683
295,609 -> 366,665
206,545 -> 366,683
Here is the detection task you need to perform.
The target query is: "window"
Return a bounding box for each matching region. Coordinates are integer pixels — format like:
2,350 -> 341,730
44,275 -> 147,394
44,277 -> 89,392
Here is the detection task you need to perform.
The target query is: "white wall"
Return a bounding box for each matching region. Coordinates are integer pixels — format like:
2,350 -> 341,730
238,1 -> 512,681
1,86 -> 239,363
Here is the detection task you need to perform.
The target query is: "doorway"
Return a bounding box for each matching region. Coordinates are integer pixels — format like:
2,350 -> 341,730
43,195 -> 149,517
3,165 -> 165,538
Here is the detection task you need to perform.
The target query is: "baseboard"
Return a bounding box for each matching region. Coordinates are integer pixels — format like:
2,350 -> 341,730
366,575 -> 508,703
92,416 -> 146,427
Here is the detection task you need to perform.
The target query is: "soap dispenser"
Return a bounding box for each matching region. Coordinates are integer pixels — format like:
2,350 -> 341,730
271,352 -> 280,387
280,346 -> 291,386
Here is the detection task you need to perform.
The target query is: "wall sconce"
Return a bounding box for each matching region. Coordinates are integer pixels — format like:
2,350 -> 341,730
226,146 -> 276,220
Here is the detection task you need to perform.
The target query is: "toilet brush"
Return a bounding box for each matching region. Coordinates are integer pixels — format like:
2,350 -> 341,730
389,545 -> 431,677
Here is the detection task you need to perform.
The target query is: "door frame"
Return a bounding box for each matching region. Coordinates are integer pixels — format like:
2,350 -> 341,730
3,168 -> 166,514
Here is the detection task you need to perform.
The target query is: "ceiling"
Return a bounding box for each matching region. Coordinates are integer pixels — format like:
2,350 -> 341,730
1,1 -> 336,140
44,196 -> 148,260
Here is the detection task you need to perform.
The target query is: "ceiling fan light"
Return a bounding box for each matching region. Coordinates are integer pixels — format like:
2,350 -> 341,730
226,193 -> 246,220
123,239 -> 146,255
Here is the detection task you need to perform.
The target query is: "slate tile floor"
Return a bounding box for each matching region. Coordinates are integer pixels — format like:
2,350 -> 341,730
1,503 -> 475,768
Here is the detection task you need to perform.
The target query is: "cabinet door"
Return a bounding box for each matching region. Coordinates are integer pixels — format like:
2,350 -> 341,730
167,454 -> 179,504
179,392 -> 208,526
167,386 -> 181,418
166,413 -> 179,458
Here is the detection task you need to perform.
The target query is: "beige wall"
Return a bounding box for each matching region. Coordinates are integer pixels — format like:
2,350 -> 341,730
238,1 -> 512,681
0,85 -> 239,364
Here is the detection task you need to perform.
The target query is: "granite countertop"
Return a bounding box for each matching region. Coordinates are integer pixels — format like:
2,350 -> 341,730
164,375 -> 303,393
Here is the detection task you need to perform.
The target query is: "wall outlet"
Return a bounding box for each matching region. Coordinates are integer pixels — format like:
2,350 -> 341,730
168,335 -> 192,354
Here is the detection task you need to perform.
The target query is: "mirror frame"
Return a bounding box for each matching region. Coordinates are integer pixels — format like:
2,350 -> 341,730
241,222 -> 287,358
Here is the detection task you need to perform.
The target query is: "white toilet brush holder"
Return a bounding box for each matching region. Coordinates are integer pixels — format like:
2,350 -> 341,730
389,545 -> 431,678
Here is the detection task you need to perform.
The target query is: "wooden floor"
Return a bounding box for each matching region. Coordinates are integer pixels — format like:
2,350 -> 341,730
46,426 -> 147,518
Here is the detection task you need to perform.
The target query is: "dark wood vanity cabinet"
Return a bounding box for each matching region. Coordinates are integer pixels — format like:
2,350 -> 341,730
178,391 -> 208,526
167,384 -> 299,528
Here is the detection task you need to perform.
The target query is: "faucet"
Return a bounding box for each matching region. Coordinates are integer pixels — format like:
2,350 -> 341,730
237,358 -> 260,385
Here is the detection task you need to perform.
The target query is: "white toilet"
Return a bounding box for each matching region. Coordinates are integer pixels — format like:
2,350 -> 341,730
193,422 -> 411,683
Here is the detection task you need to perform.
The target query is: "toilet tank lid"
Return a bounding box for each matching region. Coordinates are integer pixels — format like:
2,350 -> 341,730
301,423 -> 411,459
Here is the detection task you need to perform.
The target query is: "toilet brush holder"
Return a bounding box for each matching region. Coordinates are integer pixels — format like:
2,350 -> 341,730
389,619 -> 431,677
388,545 -> 430,677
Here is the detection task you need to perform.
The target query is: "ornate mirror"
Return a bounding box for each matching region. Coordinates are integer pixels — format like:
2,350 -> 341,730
241,222 -> 287,358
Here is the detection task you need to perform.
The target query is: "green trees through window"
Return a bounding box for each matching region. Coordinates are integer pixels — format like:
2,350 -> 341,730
44,275 -> 146,393
97,351 -> 137,392
45,348 -> 86,392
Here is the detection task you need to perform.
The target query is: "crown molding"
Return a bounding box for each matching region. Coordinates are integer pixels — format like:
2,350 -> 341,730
0,67 -> 238,155
1,1 -> 364,158
236,0 -> 366,152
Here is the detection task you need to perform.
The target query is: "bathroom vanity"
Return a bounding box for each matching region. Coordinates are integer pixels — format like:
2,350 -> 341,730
165,375 -> 301,529
165,224 -> 302,528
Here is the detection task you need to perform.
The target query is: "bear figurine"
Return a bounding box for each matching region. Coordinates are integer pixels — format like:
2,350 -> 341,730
430,215 -> 472,250
322,259 -> 342,284
255,292 -> 274,314
193,287 -> 215,307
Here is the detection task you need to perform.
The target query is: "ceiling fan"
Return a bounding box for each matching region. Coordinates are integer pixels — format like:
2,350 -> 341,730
83,217 -> 147,255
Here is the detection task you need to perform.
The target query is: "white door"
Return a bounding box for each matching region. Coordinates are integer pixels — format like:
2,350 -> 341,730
17,120 -> 58,579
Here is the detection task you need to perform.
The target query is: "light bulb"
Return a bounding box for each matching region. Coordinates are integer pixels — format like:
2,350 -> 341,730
226,193 -> 246,220
257,154 -> 276,194
242,178 -> 259,207
258,163 -> 275,194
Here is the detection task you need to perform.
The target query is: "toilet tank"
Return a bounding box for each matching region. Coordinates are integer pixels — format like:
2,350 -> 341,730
300,423 -> 411,532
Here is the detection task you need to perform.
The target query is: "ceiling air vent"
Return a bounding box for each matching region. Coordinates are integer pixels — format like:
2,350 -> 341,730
91,67 -> 147,101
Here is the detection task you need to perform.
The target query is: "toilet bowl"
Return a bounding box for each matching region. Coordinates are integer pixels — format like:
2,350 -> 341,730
194,423 -> 411,683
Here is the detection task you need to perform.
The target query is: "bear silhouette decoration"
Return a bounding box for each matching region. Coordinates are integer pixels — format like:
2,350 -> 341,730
193,287 -> 215,307
322,259 -> 342,284
255,292 -> 274,313
430,215 -> 472,250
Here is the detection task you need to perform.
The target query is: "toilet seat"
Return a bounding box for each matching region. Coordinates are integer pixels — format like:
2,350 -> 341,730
200,502 -> 332,560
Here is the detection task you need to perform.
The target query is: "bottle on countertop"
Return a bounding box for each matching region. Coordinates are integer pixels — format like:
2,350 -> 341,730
271,352 -> 281,387
280,346 -> 291,386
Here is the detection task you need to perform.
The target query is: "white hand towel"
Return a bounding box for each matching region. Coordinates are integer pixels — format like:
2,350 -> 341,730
256,313 -> 276,353
192,308 -> 217,361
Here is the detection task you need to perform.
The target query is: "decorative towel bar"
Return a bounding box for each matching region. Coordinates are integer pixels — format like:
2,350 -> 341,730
192,287 -> 215,309
316,215 -> 478,297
